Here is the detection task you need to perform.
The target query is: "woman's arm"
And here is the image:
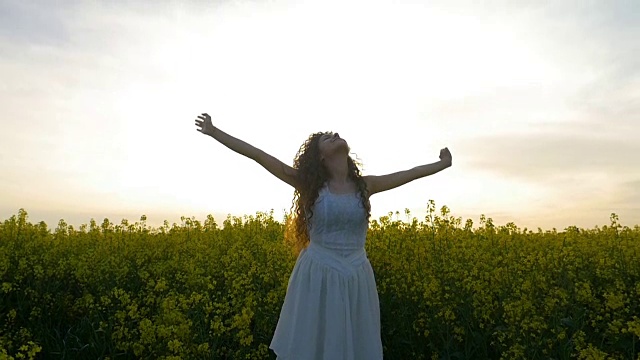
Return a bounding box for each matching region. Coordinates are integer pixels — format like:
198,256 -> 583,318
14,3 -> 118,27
364,147 -> 452,196
195,113 -> 298,188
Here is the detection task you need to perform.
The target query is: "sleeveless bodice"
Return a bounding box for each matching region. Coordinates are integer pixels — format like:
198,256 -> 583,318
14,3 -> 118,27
306,183 -> 369,257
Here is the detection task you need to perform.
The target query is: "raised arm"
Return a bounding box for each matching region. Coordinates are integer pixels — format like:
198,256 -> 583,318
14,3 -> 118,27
364,147 -> 452,196
195,113 -> 298,188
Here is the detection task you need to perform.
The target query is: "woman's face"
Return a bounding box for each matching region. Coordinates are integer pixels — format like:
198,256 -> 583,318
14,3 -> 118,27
318,132 -> 348,160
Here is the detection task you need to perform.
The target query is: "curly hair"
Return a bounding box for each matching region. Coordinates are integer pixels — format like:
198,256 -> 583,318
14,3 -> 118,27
284,131 -> 371,256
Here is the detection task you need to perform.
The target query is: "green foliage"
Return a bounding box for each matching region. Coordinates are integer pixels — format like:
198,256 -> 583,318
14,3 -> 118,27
1,206 -> 639,359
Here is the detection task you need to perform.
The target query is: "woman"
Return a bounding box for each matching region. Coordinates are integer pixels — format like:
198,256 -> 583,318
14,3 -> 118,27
194,113 -> 452,359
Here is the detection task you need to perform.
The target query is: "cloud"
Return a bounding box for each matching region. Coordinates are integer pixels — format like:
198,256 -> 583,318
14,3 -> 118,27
0,2 -> 71,47
456,127 -> 640,228
611,179 -> 640,209
566,63 -> 640,136
462,132 -> 639,181
430,0 -> 640,183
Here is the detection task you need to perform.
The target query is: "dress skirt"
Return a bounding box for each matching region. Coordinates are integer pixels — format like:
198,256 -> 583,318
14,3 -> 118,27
269,241 -> 383,360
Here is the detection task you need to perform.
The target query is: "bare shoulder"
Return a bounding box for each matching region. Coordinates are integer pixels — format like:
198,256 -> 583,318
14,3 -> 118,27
362,175 -> 376,196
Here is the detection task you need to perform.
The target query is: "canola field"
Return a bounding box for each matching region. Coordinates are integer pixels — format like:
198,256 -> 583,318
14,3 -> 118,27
1,202 -> 640,359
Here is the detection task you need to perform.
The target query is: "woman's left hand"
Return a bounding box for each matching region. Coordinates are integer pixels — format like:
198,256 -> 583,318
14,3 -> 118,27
439,147 -> 452,167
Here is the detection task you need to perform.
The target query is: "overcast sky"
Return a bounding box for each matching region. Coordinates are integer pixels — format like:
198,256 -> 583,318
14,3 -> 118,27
1,0 -> 638,230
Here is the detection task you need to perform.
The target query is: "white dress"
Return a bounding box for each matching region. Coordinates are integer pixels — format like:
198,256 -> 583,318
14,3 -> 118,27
270,183 -> 383,359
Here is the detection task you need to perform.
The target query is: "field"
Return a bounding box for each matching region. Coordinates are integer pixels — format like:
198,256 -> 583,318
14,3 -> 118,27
1,202 -> 639,359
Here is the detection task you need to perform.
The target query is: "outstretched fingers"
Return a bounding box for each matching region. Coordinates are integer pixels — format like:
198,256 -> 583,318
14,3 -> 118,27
195,116 -> 203,132
195,113 -> 211,133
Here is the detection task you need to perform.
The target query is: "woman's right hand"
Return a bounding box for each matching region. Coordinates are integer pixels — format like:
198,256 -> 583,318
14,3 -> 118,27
195,113 -> 216,137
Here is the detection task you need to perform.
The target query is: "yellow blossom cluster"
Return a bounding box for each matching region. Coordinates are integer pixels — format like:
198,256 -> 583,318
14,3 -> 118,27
1,205 -> 639,359
367,203 -> 640,359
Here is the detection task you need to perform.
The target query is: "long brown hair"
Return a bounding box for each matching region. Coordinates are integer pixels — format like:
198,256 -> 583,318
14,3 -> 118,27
285,131 -> 371,256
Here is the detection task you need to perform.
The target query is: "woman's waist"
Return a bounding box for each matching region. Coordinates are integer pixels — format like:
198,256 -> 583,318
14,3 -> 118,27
303,241 -> 368,277
309,234 -> 366,252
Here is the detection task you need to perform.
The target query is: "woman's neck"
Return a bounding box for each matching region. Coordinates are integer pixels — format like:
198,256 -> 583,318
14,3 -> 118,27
323,155 -> 349,182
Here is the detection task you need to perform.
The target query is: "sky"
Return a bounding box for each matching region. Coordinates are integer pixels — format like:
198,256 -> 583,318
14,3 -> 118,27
1,0 -> 639,231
